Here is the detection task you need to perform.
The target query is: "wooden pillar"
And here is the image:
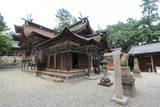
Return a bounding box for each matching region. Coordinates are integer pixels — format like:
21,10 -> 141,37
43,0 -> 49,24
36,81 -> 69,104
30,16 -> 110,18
67,40 -> 71,71
22,62 -> 23,68
61,54 -> 64,69
24,62 -> 25,69
151,55 -> 154,72
87,55 -> 91,76
47,55 -> 50,68
67,51 -> 71,71
27,62 -> 29,70
54,53 -> 56,69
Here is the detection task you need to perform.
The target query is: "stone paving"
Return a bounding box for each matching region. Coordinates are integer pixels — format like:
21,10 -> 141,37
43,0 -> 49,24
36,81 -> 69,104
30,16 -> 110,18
0,68 -> 160,107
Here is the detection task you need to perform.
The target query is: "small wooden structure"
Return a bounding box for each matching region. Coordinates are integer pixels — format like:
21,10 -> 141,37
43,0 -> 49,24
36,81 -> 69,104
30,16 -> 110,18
104,48 -> 122,70
13,18 -> 110,79
128,43 -> 160,72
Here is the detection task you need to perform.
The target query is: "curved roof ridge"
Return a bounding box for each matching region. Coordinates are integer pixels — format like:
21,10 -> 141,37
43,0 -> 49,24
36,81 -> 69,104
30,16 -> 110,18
68,18 -> 88,29
68,18 -> 93,35
23,19 -> 57,34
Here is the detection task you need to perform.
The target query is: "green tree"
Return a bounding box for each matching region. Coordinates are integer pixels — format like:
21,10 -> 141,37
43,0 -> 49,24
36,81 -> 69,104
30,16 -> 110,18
105,0 -> 160,52
106,19 -> 140,52
139,0 -> 160,43
141,0 -> 159,21
0,13 -> 11,55
54,8 -> 78,32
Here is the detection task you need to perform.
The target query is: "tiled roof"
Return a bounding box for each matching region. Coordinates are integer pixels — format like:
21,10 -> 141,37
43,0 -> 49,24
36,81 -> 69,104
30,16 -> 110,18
128,42 -> 160,55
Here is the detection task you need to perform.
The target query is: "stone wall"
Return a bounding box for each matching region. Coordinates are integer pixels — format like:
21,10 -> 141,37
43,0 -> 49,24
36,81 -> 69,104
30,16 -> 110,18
0,56 -> 22,68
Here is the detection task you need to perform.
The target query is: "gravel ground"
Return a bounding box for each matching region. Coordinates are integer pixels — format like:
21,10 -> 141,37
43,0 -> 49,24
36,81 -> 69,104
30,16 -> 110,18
0,68 -> 160,107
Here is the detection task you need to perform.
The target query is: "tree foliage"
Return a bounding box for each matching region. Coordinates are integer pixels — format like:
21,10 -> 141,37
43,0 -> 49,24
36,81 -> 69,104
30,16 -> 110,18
54,8 -> 78,32
105,0 -> 160,52
0,13 -> 11,55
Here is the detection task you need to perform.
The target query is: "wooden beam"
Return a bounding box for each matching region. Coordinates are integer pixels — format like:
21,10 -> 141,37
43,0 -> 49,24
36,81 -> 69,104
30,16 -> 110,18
86,46 -> 90,76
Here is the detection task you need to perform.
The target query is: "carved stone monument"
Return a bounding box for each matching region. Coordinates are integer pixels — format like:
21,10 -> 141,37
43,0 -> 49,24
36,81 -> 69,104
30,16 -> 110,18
132,57 -> 141,77
111,54 -> 128,105
121,54 -> 136,97
133,58 -> 141,73
121,54 -> 129,66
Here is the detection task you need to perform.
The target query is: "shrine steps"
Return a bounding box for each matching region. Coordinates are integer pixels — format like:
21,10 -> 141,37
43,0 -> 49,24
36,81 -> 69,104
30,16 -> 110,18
40,70 -> 87,82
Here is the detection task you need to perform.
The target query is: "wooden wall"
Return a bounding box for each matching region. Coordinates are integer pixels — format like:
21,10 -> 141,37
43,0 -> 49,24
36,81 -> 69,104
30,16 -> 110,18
138,53 -> 160,72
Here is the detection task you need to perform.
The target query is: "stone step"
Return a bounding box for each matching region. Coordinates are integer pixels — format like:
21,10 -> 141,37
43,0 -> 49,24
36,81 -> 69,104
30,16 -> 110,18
0,64 -> 21,68
41,71 -> 87,81
40,74 -> 64,82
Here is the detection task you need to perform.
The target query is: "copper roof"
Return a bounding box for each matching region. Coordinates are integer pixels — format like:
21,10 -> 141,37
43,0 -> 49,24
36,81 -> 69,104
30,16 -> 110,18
128,42 -> 160,54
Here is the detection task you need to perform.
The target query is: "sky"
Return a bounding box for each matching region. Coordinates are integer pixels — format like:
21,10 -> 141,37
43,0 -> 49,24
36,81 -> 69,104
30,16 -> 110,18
0,0 -> 144,31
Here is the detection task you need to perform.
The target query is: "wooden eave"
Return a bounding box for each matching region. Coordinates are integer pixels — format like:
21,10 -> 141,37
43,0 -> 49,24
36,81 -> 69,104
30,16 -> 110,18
26,32 -> 51,46
35,28 -> 98,49
27,32 -> 51,40
14,25 -> 23,33
24,20 -> 57,34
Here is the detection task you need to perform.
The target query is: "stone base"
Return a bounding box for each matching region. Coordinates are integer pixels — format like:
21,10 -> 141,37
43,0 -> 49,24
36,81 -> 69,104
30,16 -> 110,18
98,77 -> 113,87
33,71 -> 41,77
133,72 -> 142,78
122,82 -> 135,97
98,82 -> 113,87
111,95 -> 128,105
121,66 -> 136,97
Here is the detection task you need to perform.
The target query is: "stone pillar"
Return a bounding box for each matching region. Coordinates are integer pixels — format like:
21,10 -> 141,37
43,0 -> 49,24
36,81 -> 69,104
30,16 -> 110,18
111,54 -> 128,105
91,56 -> 94,71
101,58 -> 108,77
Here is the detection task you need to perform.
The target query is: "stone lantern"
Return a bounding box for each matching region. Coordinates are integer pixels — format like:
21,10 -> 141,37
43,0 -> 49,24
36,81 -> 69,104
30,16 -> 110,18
98,58 -> 113,87
101,58 -> 108,77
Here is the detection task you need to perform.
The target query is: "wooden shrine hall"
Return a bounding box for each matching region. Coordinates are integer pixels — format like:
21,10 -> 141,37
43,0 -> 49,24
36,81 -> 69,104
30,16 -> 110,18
129,43 -> 160,72
13,18 -> 110,79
